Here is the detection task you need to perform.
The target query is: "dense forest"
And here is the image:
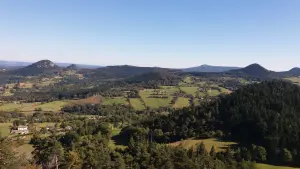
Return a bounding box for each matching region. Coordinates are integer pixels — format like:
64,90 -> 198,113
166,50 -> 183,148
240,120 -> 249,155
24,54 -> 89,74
1,118 -> 255,169
120,80 -> 300,167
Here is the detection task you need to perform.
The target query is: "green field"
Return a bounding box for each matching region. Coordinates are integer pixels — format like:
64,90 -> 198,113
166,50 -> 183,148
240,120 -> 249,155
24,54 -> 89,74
34,122 -> 56,129
207,89 -> 221,96
255,164 -> 300,169
219,87 -> 231,93
169,138 -> 236,152
0,101 -> 69,113
173,97 -> 190,108
139,89 -> 173,108
160,86 -> 179,94
37,101 -> 70,112
183,76 -> 193,84
109,128 -> 126,149
14,143 -> 34,159
129,98 -> 145,110
180,86 -> 199,96
102,97 -> 129,105
0,123 -> 11,136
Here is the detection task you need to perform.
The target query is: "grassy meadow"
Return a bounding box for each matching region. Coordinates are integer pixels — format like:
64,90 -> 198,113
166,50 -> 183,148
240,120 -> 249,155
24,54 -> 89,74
139,89 -> 173,108
0,123 -> 11,136
173,97 -> 190,108
0,101 -> 70,113
169,138 -> 236,152
255,164 -> 300,169
129,98 -> 145,110
180,86 -> 199,96
102,97 -> 129,105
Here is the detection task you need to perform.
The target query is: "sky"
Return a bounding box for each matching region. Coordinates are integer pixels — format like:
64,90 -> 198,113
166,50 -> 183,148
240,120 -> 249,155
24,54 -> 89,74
0,0 -> 300,70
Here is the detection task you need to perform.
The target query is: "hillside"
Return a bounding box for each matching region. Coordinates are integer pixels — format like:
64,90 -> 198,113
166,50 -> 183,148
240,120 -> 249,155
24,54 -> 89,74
289,67 -> 300,76
227,63 -> 279,79
66,64 -> 78,70
87,65 -> 179,79
218,80 -> 300,149
126,71 -> 181,86
183,64 -> 240,72
10,60 -> 60,76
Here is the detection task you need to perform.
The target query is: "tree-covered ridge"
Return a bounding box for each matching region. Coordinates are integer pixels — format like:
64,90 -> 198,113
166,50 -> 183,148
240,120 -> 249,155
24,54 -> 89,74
218,80 -> 300,149
130,80 -> 300,166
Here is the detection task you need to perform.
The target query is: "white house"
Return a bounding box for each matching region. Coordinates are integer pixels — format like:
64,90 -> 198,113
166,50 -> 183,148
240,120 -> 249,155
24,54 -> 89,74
11,125 -> 29,134
18,125 -> 28,131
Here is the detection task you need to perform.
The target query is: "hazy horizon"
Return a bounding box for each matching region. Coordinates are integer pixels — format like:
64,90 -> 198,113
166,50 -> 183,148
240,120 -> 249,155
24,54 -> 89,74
1,0 -> 300,71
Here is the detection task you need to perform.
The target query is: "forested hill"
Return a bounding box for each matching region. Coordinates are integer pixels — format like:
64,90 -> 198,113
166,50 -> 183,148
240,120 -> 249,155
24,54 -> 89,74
125,71 -> 181,86
86,65 -> 179,79
10,60 -> 61,76
183,64 -> 240,72
134,80 -> 300,166
218,80 -> 300,148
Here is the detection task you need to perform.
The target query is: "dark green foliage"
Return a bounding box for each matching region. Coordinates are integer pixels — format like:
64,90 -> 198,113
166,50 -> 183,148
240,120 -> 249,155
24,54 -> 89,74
218,80 -> 300,150
0,135 -> 24,169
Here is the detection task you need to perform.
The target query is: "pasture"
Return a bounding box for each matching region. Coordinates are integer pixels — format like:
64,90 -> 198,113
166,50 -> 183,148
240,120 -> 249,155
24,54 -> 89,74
0,123 -> 11,136
255,164 -> 300,169
139,89 -> 173,108
160,86 -> 179,94
169,138 -> 236,152
70,95 -> 102,104
207,89 -> 221,96
0,101 -> 70,113
183,76 -> 193,84
102,97 -> 129,105
129,98 -> 145,110
173,97 -> 190,108
180,86 -> 199,96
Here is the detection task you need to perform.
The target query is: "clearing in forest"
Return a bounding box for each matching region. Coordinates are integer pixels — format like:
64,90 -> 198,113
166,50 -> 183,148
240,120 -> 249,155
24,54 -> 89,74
160,86 -> 179,94
0,101 -> 70,113
169,138 -> 236,152
102,97 -> 129,105
0,123 -> 11,136
255,164 -> 300,169
71,95 -> 102,104
173,97 -> 190,108
139,89 -> 173,108
129,98 -> 145,110
180,86 -> 199,96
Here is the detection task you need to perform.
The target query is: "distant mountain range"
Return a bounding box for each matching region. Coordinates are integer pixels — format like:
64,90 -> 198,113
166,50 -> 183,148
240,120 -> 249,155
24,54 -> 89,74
2,59 -> 300,80
182,64 -> 240,72
0,60 -> 102,69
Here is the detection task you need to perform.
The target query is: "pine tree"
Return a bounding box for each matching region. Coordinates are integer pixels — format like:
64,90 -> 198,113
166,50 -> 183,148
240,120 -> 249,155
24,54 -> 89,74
209,146 -> 216,158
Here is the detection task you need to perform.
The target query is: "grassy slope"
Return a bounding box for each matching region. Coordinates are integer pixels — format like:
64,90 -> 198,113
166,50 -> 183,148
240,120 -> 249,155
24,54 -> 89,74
102,97 -> 129,105
109,128 -> 127,149
173,97 -> 190,108
180,86 -> 199,96
139,89 -> 172,108
0,101 -> 69,113
70,95 -> 102,105
0,123 -> 11,136
168,138 -> 236,152
129,98 -> 145,110
285,77 -> 300,86
255,164 -> 300,169
207,89 -> 221,96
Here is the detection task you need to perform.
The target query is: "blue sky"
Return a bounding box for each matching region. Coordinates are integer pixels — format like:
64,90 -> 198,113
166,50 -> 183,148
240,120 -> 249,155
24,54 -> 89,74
0,0 -> 300,70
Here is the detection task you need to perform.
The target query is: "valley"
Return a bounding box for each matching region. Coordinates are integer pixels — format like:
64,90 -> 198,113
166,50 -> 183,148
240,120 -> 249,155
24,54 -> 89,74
1,60 -> 300,169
